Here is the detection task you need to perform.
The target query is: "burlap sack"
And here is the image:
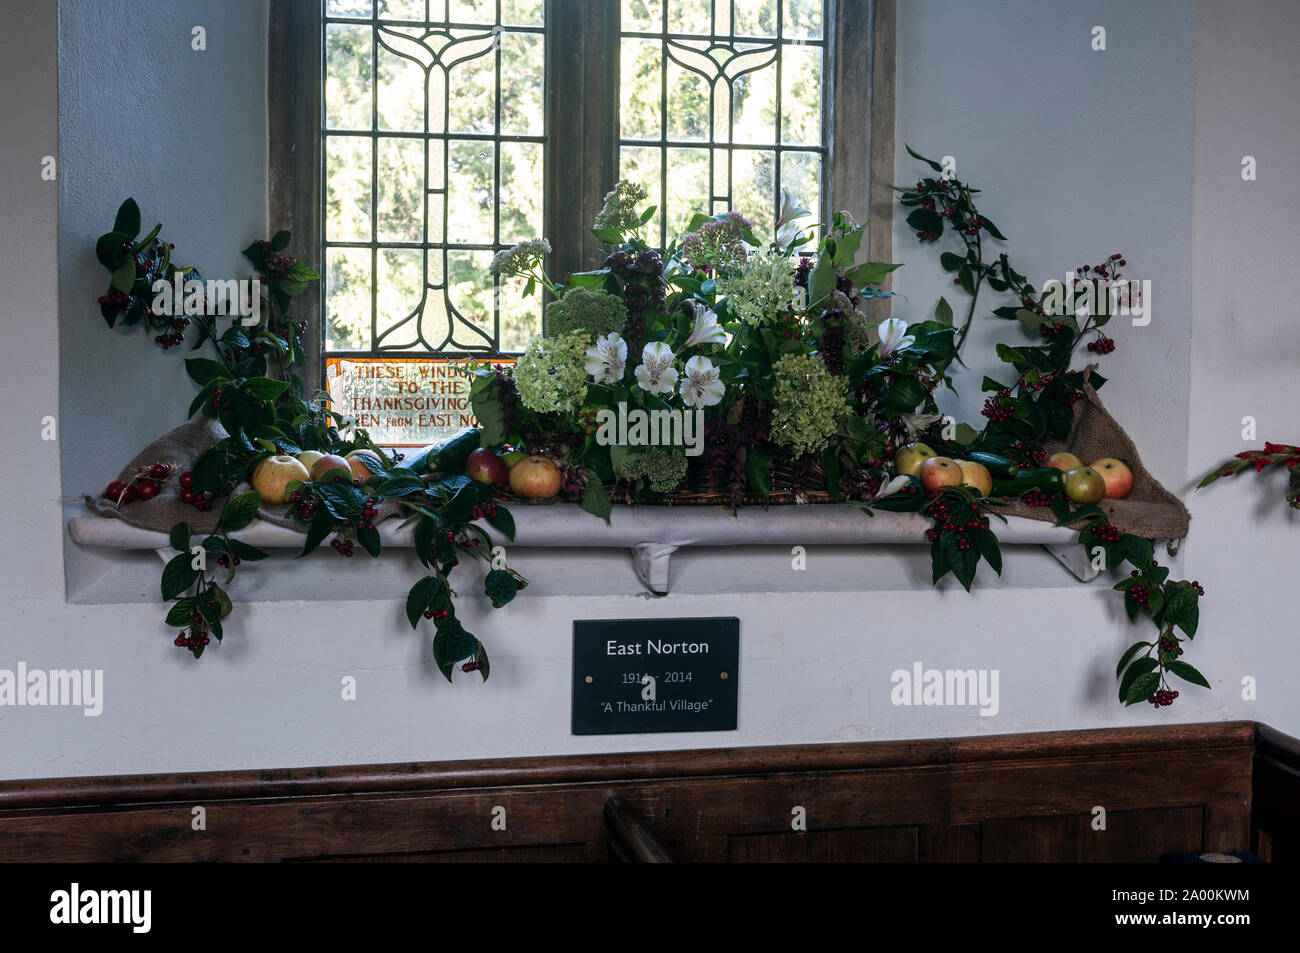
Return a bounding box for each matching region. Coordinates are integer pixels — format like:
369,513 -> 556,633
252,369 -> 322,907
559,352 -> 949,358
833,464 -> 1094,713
82,418 -> 411,536
996,367 -> 1191,539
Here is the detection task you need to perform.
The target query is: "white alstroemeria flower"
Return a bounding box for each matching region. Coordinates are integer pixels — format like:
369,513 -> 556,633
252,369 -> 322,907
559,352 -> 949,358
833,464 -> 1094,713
584,332 -> 627,384
876,317 -> 916,357
900,411 -> 943,438
683,301 -> 728,348
679,355 -> 726,408
634,341 -> 679,395
872,475 -> 913,501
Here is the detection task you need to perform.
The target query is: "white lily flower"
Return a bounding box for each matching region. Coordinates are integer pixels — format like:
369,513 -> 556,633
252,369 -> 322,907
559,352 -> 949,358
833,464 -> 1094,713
680,355 -> 726,408
584,332 -> 627,384
900,411 -> 943,438
873,475 -> 913,501
634,341 -> 679,395
683,301 -> 728,348
877,317 -> 916,357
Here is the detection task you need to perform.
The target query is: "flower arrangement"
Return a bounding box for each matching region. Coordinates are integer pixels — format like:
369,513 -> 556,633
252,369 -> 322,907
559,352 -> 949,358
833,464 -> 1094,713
89,147 -> 1209,710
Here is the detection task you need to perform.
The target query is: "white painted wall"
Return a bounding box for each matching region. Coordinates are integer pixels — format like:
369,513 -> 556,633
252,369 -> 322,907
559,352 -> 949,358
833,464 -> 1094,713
0,0 -> 1294,781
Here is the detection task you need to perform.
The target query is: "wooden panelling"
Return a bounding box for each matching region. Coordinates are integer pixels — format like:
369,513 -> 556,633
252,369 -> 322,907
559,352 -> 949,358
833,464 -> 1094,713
0,721 -> 1279,863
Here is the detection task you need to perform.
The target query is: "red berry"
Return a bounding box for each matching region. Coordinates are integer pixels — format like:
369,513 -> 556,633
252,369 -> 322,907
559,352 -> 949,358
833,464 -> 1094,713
104,481 -> 127,501
180,489 -> 197,505
135,479 -> 160,501
149,462 -> 171,480
120,485 -> 138,504
179,471 -> 194,490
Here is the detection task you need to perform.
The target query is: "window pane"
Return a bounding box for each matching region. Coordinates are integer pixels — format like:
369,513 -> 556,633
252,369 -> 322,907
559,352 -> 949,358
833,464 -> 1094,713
619,0 -> 826,247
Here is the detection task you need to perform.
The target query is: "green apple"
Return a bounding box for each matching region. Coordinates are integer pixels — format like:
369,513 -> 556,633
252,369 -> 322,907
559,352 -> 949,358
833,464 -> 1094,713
1063,466 -> 1106,504
894,443 -> 937,478
502,450 -> 526,468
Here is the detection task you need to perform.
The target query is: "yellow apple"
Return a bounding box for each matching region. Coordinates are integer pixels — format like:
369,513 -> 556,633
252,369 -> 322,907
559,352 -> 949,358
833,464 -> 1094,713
1044,451 -> 1083,472
894,443 -> 937,478
957,459 -> 993,496
296,450 -> 325,472
251,454 -> 310,504
919,456 -> 965,494
509,455 -> 562,499
345,449 -> 385,483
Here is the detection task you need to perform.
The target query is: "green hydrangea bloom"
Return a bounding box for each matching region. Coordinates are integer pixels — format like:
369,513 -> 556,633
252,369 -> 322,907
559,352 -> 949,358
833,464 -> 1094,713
513,333 -> 590,415
718,249 -> 796,326
770,353 -> 851,457
621,446 -> 688,494
545,287 -> 628,339
594,180 -> 649,234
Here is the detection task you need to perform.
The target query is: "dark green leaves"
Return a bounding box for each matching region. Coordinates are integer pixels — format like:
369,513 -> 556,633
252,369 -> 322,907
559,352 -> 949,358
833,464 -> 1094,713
1119,656 -> 1159,705
169,521 -> 191,553
219,491 -> 262,532
743,446 -> 773,501
161,553 -> 199,600
186,358 -> 230,386
484,569 -> 519,608
580,472 -> 612,523
1115,641 -> 1152,678
406,575 -> 442,629
113,198 -> 142,238
486,504 -> 516,541
1164,585 -> 1199,638
226,538 -> 269,562
244,377 -> 289,401
432,620 -> 481,682
1166,659 -> 1210,689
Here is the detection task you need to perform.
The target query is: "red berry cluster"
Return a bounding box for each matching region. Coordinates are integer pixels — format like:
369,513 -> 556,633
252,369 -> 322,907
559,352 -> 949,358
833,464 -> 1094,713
1147,688 -> 1178,708
175,470 -> 213,510
982,390 -> 1015,423
330,535 -> 355,557
210,387 -> 232,411
216,554 -> 241,569
103,461 -> 175,505
1128,575 -> 1152,609
1158,635 -> 1184,657
461,660 -> 484,673
923,498 -> 988,553
1093,523 -> 1122,543
289,490 -> 318,520
470,501 -> 499,521
1022,488 -> 1052,507
1087,335 -> 1116,354
1039,320 -> 1069,339
353,498 -> 379,532
252,239 -> 298,278
1191,580 -> 1205,596
422,608 -> 450,621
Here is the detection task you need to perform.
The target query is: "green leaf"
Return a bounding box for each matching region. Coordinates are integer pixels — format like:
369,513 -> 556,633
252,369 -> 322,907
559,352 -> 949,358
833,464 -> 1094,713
975,529 -> 1002,576
96,230 -> 130,268
808,254 -> 836,308
591,226 -> 623,244
111,258 -> 136,294
638,204 -> 657,225
169,522 -> 191,553
1116,641 -> 1152,678
1120,535 -> 1155,569
412,514 -> 438,568
185,358 -> 229,386
906,208 -> 943,236
934,296 -> 954,327
580,474 -> 612,524
432,621 -> 479,682
930,537 -> 950,584
952,422 -> 978,446
1118,656 -> 1158,703
269,230 -> 291,251
299,510 -> 336,557
357,524 -> 381,557
244,377 -> 288,401
1164,586 -> 1199,638
904,145 -> 944,172
226,538 -> 269,561
474,397 -> 505,446
847,261 -> 901,288
113,198 -> 142,238
820,446 -> 842,503
1166,660 -> 1210,689
744,446 -> 773,500
1125,671 -> 1161,706
938,253 -> 963,273
219,491 -> 262,532
165,598 -> 197,627
405,575 -> 440,629
374,473 -> 427,499
1016,309 -> 1047,334
957,263 -> 976,295
161,553 -> 199,601
486,504 -> 516,541
484,568 -> 519,608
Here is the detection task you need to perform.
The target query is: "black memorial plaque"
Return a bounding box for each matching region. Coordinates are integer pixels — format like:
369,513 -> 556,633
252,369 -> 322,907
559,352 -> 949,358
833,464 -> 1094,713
571,617 -> 739,735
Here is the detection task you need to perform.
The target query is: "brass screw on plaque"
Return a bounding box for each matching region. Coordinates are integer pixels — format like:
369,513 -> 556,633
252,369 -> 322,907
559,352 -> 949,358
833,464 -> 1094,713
721,672 -> 728,679
585,676 -> 593,683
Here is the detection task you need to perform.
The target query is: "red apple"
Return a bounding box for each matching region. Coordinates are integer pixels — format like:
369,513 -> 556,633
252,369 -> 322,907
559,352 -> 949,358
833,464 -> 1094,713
1090,458 -> 1134,499
956,459 -> 992,496
465,447 -> 510,487
309,453 -> 352,482
1044,451 -> 1083,472
508,455 -> 562,499
252,454 -> 311,504
919,456 -> 965,494
894,443 -> 937,478
1063,466 -> 1106,504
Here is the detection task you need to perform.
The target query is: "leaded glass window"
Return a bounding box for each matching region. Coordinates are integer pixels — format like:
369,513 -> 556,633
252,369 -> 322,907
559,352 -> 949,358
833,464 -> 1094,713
619,0 -> 827,247
322,0 -> 545,360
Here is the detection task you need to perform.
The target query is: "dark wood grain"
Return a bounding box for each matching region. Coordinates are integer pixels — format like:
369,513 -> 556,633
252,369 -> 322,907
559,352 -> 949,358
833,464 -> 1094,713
0,721 -> 1272,863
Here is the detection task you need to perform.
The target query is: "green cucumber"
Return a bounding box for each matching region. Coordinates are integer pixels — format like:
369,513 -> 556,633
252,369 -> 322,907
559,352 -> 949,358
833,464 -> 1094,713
427,426 -> 481,474
967,451 -> 1018,478
990,468 -> 1064,497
